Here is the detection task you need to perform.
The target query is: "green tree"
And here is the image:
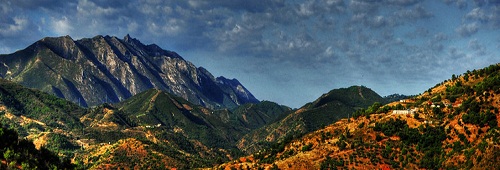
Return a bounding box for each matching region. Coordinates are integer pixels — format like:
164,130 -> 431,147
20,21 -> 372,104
3,148 -> 14,162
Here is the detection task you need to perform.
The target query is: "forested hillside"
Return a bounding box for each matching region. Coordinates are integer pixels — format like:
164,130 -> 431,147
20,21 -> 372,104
216,63 -> 500,169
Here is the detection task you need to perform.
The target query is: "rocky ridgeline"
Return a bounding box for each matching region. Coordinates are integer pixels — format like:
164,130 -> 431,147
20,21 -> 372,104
0,35 -> 258,108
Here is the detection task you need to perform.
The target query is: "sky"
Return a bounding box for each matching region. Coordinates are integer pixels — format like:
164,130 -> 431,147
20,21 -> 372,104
1,0 -> 500,108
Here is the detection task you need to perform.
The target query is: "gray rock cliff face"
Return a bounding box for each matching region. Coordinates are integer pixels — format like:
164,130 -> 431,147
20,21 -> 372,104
0,35 -> 258,108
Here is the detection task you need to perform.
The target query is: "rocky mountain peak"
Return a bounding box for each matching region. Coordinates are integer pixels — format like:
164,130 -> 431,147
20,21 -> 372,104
0,35 -> 258,108
124,34 -> 132,42
122,34 -> 141,47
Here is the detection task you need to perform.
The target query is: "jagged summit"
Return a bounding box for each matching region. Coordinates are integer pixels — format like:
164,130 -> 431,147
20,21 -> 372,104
0,35 -> 258,108
123,34 -> 132,42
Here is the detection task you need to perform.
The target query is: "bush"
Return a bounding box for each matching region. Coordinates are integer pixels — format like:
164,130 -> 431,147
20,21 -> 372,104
375,134 -> 383,141
301,143 -> 313,152
358,122 -> 365,128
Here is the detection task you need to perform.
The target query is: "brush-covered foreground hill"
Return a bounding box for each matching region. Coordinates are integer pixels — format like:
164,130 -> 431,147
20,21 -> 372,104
0,123 -> 75,169
237,86 -> 387,154
216,64 -> 500,169
0,78 -> 86,156
0,78 -> 85,168
0,35 -> 258,108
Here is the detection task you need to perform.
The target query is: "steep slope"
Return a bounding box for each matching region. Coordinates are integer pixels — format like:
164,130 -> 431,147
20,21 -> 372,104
237,86 -> 386,154
218,63 -> 500,169
78,89 -> 289,169
0,35 -> 258,108
0,78 -> 85,133
0,78 -> 87,163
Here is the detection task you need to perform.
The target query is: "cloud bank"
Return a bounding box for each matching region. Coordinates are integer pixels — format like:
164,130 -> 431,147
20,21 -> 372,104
1,0 -> 499,107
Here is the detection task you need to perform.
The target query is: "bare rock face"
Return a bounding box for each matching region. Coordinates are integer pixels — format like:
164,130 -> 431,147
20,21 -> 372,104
0,34 -> 258,108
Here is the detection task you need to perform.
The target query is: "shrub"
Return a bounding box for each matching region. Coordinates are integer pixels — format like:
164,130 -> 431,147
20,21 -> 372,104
301,143 -> 313,152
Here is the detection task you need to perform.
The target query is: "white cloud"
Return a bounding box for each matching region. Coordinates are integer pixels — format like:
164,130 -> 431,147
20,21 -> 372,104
349,0 -> 379,14
0,46 -> 12,54
77,0 -> 118,17
370,15 -> 386,28
51,16 -> 73,35
296,1 -> 314,16
443,0 -> 467,9
0,17 -> 28,37
0,2 -> 12,14
466,7 -> 489,22
468,39 -> 481,50
456,22 -> 479,37
127,21 -> 139,33
394,5 -> 433,21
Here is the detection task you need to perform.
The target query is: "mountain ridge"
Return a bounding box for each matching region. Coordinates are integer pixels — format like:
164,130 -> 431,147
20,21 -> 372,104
0,34 -> 258,109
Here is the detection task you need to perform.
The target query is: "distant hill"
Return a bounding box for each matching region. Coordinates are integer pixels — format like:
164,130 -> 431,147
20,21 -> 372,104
0,35 -> 258,108
216,63 -> 500,169
237,86 -> 386,154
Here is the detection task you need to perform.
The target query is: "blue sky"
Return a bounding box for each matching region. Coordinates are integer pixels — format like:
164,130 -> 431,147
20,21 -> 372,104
1,0 -> 500,108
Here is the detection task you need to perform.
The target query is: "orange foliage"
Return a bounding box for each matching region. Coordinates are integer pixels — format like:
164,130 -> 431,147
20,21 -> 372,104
380,164 -> 391,170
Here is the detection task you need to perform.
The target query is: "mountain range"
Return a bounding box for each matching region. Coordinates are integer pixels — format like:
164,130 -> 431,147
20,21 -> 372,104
1,35 -> 499,169
0,35 -> 258,108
